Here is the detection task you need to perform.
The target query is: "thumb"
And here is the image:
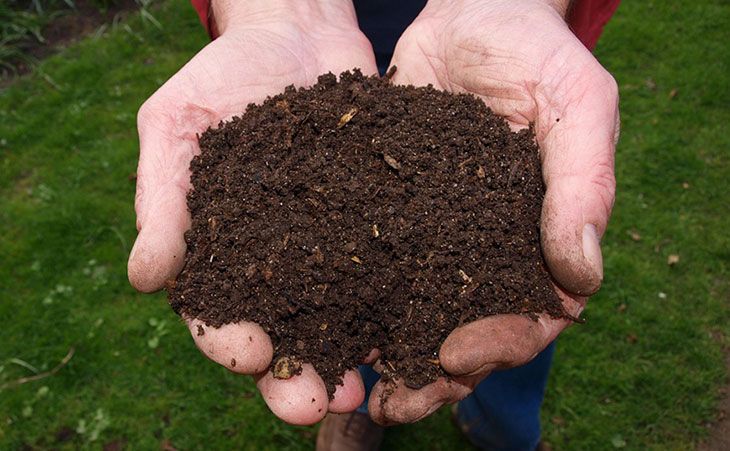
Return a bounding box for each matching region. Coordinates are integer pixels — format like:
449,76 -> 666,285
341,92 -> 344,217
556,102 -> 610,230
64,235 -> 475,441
538,56 -> 619,296
127,100 -> 201,292
128,183 -> 189,293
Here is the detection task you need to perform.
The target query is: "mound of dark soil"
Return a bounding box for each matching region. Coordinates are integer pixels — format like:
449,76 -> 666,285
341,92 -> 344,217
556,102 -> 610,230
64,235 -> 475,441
168,69 -> 567,396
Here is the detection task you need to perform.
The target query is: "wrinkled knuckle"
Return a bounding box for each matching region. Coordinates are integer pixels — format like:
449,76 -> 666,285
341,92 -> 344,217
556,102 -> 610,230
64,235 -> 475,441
584,68 -> 618,114
137,97 -> 163,131
591,164 -> 616,214
602,70 -> 619,102
579,63 -> 618,105
137,100 -> 153,127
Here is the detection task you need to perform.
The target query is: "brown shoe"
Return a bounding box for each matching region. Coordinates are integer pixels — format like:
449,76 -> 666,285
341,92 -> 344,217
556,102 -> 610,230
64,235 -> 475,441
316,412 -> 385,451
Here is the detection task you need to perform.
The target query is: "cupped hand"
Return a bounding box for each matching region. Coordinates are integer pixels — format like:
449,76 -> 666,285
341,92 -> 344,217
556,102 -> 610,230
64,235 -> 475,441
367,0 -> 619,424
127,0 -> 377,425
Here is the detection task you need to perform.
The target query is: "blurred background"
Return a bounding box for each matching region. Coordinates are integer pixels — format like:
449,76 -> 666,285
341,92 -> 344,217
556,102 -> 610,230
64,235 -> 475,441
1,0 -> 728,449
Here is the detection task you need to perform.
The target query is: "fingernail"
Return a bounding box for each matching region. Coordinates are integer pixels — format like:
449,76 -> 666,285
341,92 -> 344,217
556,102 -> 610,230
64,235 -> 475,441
582,224 -> 603,284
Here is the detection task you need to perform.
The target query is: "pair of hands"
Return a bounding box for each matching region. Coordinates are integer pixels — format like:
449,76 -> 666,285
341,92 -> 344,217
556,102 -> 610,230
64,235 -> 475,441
128,0 -> 618,425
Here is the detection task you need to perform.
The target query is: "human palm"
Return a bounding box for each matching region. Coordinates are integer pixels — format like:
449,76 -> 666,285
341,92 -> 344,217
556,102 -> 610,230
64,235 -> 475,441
128,14 -> 377,425
130,0 -> 619,428
365,0 -> 620,424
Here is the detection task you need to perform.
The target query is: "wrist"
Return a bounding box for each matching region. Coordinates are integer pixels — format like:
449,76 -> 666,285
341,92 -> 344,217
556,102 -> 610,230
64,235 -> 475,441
423,0 -> 572,20
211,0 -> 360,36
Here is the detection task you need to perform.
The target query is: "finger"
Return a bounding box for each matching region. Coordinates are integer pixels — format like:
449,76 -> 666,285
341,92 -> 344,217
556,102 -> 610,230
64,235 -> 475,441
439,315 -> 547,377
255,363 -> 329,425
537,47 -> 619,296
188,318 -> 273,374
439,292 -> 583,377
367,377 -> 471,425
127,99 -> 206,293
328,369 -> 365,413
127,184 -> 189,293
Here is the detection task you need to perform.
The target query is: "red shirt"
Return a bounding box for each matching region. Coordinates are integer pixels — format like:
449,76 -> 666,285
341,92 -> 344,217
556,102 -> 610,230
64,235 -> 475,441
190,0 -> 620,51
567,0 -> 621,49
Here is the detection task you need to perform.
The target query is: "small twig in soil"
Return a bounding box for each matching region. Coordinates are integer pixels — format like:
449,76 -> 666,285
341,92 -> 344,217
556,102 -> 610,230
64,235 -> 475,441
458,269 -> 473,284
1,347 -> 75,390
457,157 -> 474,171
384,65 -> 397,81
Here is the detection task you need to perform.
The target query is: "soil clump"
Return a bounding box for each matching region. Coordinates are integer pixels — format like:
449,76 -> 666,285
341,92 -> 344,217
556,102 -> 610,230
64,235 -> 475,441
168,69 -> 567,396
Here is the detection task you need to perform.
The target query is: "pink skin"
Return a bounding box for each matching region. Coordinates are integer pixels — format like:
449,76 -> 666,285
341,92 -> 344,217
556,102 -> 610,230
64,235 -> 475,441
129,0 -> 618,426
128,1 -> 376,425
366,0 -> 619,425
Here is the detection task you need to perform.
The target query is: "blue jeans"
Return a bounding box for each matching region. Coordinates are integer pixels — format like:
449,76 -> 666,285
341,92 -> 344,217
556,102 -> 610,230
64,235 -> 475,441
357,342 -> 556,451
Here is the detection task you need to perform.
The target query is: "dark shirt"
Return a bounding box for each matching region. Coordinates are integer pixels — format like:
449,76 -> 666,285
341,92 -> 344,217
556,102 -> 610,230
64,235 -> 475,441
353,0 -> 427,74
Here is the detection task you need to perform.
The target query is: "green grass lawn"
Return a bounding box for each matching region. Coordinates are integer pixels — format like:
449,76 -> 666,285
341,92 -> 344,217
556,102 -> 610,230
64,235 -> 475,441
1,0 -> 728,449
